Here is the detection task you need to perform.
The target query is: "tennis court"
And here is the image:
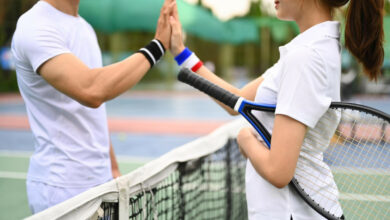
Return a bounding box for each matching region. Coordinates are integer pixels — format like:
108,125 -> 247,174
0,92 -> 389,219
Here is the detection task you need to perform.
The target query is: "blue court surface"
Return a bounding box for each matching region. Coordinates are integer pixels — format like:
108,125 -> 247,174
0,91 -> 389,159
0,91 -> 235,158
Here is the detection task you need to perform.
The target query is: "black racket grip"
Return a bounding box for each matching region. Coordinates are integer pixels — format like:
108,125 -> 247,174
178,68 -> 240,109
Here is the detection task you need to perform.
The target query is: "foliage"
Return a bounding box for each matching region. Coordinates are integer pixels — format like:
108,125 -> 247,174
0,70 -> 18,92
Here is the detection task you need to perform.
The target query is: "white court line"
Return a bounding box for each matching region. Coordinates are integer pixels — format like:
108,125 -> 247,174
0,150 -> 153,163
340,193 -> 390,202
0,150 -> 32,158
332,167 -> 390,176
0,171 -> 27,180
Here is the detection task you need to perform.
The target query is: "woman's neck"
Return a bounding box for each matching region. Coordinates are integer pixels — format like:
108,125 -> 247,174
42,0 -> 79,17
295,2 -> 332,33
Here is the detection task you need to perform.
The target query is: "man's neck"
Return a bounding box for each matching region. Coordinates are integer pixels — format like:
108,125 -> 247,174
42,0 -> 79,17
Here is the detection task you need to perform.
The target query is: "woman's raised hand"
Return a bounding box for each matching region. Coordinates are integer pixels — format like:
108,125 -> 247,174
169,2 -> 185,56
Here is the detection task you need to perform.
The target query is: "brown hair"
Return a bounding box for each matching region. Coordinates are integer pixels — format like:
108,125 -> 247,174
323,0 -> 385,80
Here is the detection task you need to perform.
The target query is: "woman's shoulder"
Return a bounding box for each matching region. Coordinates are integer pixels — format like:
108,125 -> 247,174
282,45 -> 326,71
283,38 -> 340,72
280,21 -> 341,66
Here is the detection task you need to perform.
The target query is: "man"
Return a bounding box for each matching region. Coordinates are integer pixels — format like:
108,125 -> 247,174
11,0 -> 175,213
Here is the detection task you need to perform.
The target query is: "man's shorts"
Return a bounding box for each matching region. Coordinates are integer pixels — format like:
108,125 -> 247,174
26,180 -> 90,214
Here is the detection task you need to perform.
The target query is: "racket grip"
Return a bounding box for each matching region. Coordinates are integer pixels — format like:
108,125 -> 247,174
178,68 -> 240,109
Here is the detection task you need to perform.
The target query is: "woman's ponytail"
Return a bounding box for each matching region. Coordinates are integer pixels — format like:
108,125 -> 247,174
323,0 -> 384,80
344,0 -> 384,80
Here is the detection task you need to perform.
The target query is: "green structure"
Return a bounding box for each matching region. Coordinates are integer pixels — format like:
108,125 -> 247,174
79,0 -> 390,69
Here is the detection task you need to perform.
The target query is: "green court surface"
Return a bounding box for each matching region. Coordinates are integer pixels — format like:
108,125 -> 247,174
1,153 -> 388,219
334,171 -> 390,219
0,153 -> 146,220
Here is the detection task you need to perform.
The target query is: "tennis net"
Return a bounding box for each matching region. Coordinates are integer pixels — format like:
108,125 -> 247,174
25,119 -> 248,220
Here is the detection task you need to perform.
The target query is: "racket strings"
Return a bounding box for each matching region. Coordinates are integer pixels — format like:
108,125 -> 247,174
346,116 -> 389,178
338,109 -> 388,147
297,146 -> 382,218
327,116 -> 386,173
293,108 -> 389,219
359,128 -> 388,171
294,166 -> 339,206
307,112 -> 387,168
301,117 -> 386,174
331,132 -> 389,220
351,115 -> 385,155
332,113 -> 389,219
320,111 -> 385,157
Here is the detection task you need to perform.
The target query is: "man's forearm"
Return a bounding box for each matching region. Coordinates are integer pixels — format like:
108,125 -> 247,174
86,53 -> 151,106
39,52 -> 152,108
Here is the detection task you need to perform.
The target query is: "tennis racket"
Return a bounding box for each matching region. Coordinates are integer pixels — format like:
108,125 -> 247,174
178,68 -> 390,220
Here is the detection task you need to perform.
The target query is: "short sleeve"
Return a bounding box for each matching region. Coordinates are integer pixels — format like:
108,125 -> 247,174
275,47 -> 331,128
17,24 -> 70,72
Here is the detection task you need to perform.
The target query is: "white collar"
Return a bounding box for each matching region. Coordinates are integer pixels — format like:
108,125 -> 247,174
279,21 -> 340,56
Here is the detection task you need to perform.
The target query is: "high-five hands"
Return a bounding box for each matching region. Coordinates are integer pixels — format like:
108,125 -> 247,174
169,1 -> 185,56
155,0 -> 176,50
155,0 -> 186,57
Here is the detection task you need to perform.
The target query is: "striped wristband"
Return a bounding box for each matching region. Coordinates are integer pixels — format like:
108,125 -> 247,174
174,47 -> 203,72
138,39 -> 166,67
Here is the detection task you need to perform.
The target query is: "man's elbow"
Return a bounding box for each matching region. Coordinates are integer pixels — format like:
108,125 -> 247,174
79,91 -> 105,108
83,99 -> 103,108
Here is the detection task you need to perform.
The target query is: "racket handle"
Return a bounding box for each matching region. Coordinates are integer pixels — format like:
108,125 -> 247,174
178,68 -> 240,109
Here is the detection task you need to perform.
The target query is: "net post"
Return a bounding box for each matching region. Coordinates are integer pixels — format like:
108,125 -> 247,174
116,177 -> 130,219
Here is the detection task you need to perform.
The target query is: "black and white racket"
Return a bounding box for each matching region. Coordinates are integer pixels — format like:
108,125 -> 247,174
178,68 -> 390,220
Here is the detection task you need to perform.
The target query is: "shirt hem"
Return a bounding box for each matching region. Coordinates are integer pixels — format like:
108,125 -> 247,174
275,109 -> 317,128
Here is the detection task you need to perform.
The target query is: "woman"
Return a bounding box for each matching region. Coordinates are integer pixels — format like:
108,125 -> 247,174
169,0 -> 384,219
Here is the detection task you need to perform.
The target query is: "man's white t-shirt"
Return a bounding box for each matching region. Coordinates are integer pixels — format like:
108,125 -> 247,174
11,1 -> 112,188
246,21 -> 343,219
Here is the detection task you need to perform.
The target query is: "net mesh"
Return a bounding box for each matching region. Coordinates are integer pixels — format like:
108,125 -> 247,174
100,202 -> 119,220
99,139 -> 247,220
